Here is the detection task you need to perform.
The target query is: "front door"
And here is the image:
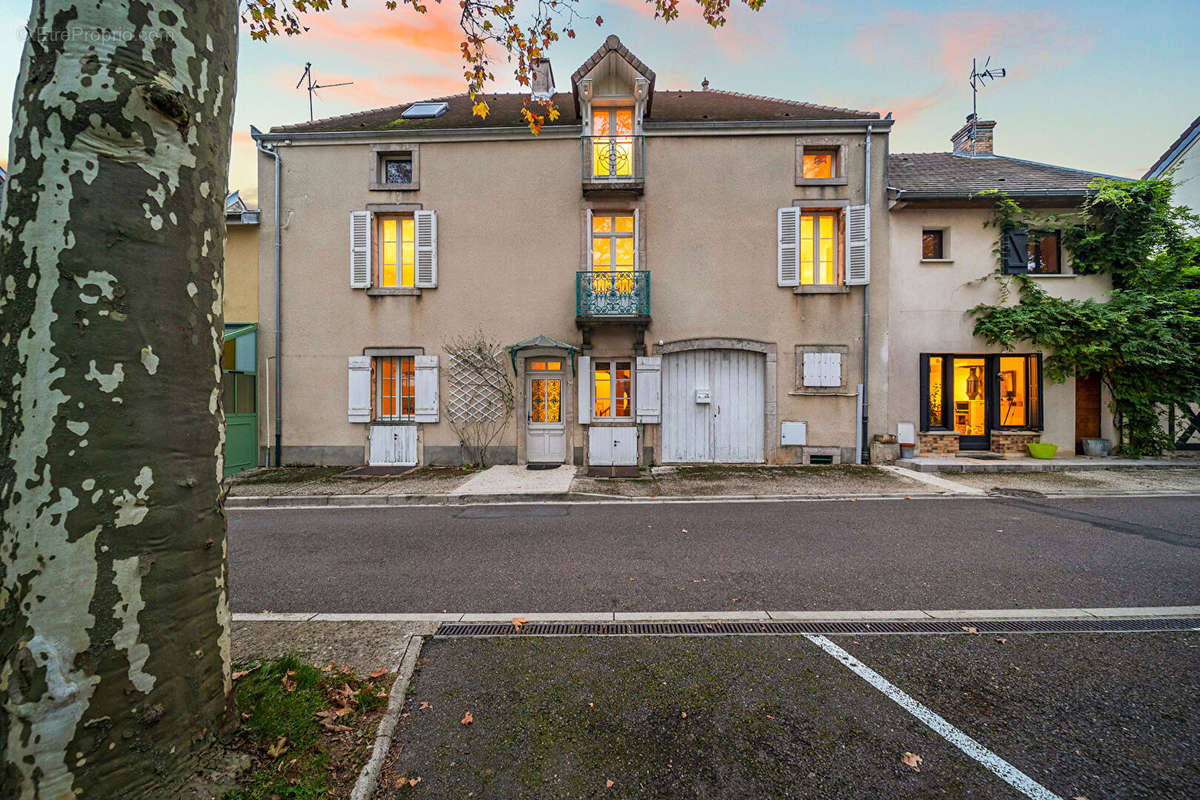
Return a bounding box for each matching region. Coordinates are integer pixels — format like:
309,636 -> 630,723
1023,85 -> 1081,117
526,364 -> 565,463
1075,373 -> 1101,454
951,356 -> 989,450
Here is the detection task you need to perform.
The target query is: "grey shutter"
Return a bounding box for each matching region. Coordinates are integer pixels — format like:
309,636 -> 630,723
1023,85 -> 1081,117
413,354 -> 439,422
632,208 -> 640,268
348,356 -> 372,422
585,208 -> 593,269
414,210 -> 437,287
635,356 -> 660,423
777,207 -> 800,287
577,355 -> 592,424
845,204 -> 870,285
1003,228 -> 1029,272
350,211 -> 371,288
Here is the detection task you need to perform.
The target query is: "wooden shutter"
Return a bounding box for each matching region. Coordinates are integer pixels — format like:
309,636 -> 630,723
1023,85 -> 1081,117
414,354 -> 439,422
348,356 -> 371,422
845,204 -> 870,285
777,207 -> 800,287
803,352 -> 841,388
635,356 -> 661,423
577,355 -> 592,424
350,211 -> 371,289
414,210 -> 438,288
1003,228 -> 1029,272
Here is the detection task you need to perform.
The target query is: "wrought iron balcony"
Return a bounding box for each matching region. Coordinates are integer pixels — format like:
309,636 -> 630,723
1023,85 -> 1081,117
581,135 -> 644,194
576,270 -> 650,322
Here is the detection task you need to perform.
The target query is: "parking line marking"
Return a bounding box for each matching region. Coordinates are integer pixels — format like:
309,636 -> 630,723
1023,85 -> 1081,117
805,634 -> 1061,800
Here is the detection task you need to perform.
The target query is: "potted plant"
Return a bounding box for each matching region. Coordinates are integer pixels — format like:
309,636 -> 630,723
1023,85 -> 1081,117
1027,442 -> 1058,459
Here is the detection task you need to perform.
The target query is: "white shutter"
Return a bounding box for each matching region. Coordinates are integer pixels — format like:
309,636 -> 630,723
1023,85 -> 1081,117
803,352 -> 841,388
414,354 -> 439,422
611,427 -> 638,466
845,204 -> 870,285
635,356 -> 660,423
777,207 -> 800,287
350,211 -> 371,289
588,427 -> 612,466
632,208 -> 640,268
348,356 -> 372,422
577,355 -> 592,424
414,210 -> 438,288
585,208 -> 593,268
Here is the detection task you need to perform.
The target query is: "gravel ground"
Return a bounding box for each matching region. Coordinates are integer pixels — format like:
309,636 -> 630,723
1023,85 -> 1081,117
845,632 -> 1200,800
572,465 -> 930,497
231,620 -> 434,673
227,466 -> 476,497
951,466 -> 1200,495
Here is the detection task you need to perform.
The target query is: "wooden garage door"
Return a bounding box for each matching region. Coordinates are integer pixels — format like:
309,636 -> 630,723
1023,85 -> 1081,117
662,349 -> 764,463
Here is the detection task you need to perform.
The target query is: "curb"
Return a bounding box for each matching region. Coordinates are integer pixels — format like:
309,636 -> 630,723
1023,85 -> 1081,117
349,633 -> 423,800
897,459 -> 1199,474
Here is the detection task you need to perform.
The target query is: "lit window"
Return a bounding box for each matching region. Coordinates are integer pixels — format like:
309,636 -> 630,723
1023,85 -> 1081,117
379,216 -> 415,287
922,229 -> 944,260
800,211 -> 840,285
802,149 -> 837,179
997,355 -> 1041,428
376,356 -> 415,420
528,360 -> 563,371
593,360 -> 632,419
591,108 -> 635,179
926,356 -> 944,428
383,156 -> 412,185
591,213 -> 636,293
1029,231 -> 1061,274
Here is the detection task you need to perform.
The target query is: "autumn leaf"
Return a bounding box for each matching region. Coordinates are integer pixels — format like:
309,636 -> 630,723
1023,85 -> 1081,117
512,617 -> 528,630
461,711 -> 474,727
267,736 -> 289,758
995,637 -> 1008,644
231,664 -> 259,681
409,777 -> 422,787
419,701 -> 432,711
962,626 -> 980,635
369,668 -> 388,679
681,712 -> 687,718
901,751 -> 923,772
472,100 -> 490,119
606,779 -> 614,788
281,671 -> 297,692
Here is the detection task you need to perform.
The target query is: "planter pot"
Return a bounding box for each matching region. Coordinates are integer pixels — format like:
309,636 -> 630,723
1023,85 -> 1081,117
1027,442 -> 1058,459
1081,437 -> 1111,457
900,445 -> 915,459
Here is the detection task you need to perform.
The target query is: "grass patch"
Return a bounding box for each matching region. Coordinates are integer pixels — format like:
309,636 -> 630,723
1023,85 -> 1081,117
670,464 -> 884,481
225,655 -> 392,800
231,467 -> 344,486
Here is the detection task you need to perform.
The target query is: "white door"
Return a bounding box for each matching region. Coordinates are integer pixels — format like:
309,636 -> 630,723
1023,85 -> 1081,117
588,426 -> 638,466
526,370 -> 566,463
662,349 -> 764,463
369,425 -> 417,466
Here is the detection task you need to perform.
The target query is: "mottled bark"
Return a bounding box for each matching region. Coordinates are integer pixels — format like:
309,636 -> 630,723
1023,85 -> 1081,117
1,1 -> 238,797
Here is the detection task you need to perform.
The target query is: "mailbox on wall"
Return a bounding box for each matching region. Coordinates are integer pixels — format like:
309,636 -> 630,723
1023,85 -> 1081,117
695,389 -> 712,404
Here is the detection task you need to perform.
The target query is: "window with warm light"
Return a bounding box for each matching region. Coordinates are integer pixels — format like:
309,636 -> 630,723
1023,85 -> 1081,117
593,360 -> 632,419
376,355 -> 415,420
922,229 -> 945,260
592,107 -> 635,179
591,213 -> 636,293
802,149 -> 837,179
800,211 -> 840,285
378,216 -> 415,288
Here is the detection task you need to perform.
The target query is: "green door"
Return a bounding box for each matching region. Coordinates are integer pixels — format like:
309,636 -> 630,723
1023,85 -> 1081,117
223,324 -> 258,477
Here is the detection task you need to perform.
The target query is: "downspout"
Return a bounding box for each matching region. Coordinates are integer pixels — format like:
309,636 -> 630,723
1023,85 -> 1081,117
252,126 -> 283,466
860,123 -> 872,464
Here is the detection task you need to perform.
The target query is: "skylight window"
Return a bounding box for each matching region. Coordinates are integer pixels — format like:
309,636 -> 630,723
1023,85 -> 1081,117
401,101 -> 449,119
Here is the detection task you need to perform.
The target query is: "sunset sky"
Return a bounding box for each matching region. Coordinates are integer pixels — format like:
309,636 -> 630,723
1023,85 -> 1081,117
2,0 -> 1197,207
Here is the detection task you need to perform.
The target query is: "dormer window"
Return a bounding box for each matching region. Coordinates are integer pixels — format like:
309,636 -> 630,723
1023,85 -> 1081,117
591,107 -> 635,179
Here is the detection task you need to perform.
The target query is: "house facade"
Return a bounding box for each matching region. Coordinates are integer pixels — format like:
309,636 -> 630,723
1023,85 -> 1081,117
222,190 -> 261,475
253,37 -> 891,469
887,118 -> 1117,457
1144,113 -> 1200,218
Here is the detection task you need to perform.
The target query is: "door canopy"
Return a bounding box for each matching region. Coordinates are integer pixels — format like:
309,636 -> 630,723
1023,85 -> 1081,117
507,334 -> 579,376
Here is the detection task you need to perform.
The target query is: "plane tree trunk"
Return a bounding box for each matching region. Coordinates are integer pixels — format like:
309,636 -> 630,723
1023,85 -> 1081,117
1,1 -> 238,796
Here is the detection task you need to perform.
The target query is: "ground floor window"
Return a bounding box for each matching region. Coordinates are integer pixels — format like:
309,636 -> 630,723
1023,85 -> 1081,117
376,355 -> 415,420
593,359 -> 632,420
921,353 -> 1042,434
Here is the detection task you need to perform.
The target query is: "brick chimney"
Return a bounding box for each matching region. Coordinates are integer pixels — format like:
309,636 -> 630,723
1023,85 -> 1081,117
530,58 -> 555,99
951,114 -> 996,155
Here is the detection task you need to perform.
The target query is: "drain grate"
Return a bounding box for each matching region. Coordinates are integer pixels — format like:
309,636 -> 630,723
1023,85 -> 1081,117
435,617 -> 1200,638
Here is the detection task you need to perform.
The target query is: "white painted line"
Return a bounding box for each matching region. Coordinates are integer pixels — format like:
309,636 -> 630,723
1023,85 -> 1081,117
879,464 -> 987,495
768,610 -> 933,621
806,634 -> 1061,800
231,612 -> 317,622
350,634 -> 423,800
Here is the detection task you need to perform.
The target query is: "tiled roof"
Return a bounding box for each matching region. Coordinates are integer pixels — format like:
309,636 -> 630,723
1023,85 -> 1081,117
889,152 -> 1121,197
1143,113 -> 1200,178
269,89 -> 879,134
570,34 -> 656,89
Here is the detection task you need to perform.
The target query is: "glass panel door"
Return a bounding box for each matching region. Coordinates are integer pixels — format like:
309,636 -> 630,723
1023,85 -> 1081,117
952,357 -> 989,449
591,108 -> 634,178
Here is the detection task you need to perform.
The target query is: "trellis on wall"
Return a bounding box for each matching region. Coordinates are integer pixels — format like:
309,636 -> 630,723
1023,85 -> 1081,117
444,334 -> 514,465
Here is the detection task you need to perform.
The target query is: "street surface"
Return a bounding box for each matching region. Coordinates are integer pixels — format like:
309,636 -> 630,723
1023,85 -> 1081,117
227,496 -> 1200,613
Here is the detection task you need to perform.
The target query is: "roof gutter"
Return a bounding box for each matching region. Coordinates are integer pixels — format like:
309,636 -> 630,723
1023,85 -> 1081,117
251,124 -> 285,467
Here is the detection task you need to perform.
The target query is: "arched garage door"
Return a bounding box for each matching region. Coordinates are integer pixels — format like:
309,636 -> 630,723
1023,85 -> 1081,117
661,349 -> 765,463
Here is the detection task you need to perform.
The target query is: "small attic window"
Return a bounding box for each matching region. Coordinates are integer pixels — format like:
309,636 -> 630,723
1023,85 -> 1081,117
401,101 -> 448,119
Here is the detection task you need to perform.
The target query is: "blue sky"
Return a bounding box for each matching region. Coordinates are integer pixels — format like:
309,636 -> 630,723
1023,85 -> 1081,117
2,0 -> 1197,205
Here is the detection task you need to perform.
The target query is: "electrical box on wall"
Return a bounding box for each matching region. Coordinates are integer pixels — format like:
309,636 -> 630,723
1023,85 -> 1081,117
780,421 -> 807,446
694,389 -> 712,404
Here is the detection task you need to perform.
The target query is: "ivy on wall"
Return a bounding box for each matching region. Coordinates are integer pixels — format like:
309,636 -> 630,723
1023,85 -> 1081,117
969,179 -> 1200,456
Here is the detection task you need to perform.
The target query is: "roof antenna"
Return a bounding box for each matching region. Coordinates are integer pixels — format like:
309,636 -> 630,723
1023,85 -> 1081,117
296,62 -> 354,122
968,56 -> 1006,156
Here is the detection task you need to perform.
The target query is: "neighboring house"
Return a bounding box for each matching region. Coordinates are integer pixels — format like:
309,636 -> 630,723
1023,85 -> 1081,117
253,36 -> 892,469
1144,113 -> 1200,216
222,190 -> 261,475
888,116 -> 1120,457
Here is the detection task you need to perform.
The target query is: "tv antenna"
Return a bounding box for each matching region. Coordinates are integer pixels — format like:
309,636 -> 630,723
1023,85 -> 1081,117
296,62 -> 354,121
968,56 -> 1006,155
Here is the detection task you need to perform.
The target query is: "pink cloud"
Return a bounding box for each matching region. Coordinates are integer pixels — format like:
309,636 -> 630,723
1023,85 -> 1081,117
298,4 -> 465,68
602,0 -> 777,63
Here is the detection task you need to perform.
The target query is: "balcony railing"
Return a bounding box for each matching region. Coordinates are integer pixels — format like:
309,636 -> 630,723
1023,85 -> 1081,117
576,270 -> 650,320
581,135 -> 645,191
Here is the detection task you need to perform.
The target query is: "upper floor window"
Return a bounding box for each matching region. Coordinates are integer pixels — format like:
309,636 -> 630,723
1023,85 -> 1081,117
378,215 -> 416,288
591,107 -> 635,179
369,144 -> 420,191
1003,228 -> 1062,274
801,211 -> 841,285
593,359 -> 633,419
802,148 -> 838,179
591,213 -> 636,273
922,229 -> 945,260
376,355 -> 415,420
383,156 -> 413,185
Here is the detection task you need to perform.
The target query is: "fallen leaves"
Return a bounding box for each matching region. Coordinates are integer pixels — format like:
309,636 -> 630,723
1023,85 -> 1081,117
266,736 -> 289,758
395,775 -> 422,788
315,709 -> 352,733
281,670 -> 297,692
369,667 -> 389,679
680,712 -> 687,718
995,636 -> 1008,644
419,701 -> 432,711
961,626 -> 980,635
512,617 -> 528,630
231,664 -> 259,681
606,779 -> 615,788
900,751 -> 923,772
461,711 -> 474,727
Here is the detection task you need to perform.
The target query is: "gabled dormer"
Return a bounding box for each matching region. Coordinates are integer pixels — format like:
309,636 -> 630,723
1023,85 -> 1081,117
572,35 -> 654,195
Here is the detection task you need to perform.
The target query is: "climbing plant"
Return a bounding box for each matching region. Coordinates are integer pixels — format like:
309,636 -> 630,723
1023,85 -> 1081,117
970,179 -> 1200,456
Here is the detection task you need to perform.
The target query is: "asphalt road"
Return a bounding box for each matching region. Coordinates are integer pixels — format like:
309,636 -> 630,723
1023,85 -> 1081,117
227,496 -> 1200,613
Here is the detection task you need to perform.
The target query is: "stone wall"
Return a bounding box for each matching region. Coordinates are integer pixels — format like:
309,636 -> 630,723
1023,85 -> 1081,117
917,432 -> 959,455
